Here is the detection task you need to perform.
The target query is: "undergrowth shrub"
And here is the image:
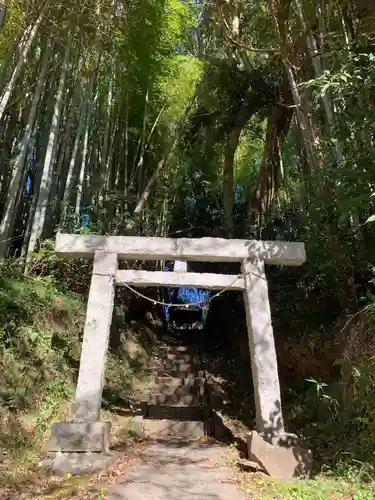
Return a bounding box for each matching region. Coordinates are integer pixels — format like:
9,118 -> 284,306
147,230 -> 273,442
0,260 -> 85,461
343,354 -> 375,466
336,308 -> 375,469
26,239 -> 92,295
281,308 -> 375,477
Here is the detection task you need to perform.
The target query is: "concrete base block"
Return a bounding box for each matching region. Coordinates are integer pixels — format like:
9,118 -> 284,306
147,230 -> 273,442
47,421 -> 111,453
247,431 -> 313,479
40,451 -> 118,476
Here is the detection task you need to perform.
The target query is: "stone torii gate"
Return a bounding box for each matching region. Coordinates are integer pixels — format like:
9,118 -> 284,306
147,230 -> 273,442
48,233 -> 310,477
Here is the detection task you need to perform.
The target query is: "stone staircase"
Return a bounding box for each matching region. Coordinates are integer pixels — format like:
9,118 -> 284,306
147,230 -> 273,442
132,341 -> 213,438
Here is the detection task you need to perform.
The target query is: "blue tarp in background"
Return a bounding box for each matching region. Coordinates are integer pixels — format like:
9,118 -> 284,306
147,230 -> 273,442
162,261 -> 211,330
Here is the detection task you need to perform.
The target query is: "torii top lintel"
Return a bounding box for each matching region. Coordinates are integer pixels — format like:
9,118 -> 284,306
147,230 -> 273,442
55,233 -> 306,266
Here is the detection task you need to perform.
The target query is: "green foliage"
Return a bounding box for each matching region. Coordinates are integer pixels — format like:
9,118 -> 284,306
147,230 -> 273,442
346,353 -> 375,459
26,240 -> 92,294
157,55 -> 203,122
0,261 -> 84,461
283,336 -> 375,475
0,2 -> 24,66
247,477 -> 375,500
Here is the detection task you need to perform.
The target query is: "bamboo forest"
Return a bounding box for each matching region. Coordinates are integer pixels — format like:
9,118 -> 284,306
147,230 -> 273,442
1,0 -> 375,498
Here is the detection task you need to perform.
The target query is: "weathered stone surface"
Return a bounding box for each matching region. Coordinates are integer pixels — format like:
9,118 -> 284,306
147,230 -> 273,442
247,431 -> 313,479
72,251 -> 117,421
165,353 -> 194,362
47,421 -> 111,453
173,260 -> 188,272
92,251 -> 118,276
152,393 -> 203,406
107,440 -> 247,499
131,417 -> 210,438
154,384 -> 204,397
116,270 -> 245,290
56,233 -> 306,266
242,259 -> 284,434
161,362 -> 198,372
157,369 -> 205,378
146,404 -> 209,421
40,451 -> 117,476
155,376 -> 205,387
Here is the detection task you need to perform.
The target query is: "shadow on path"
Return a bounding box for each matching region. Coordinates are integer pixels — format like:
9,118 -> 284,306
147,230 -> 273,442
107,438 -> 247,500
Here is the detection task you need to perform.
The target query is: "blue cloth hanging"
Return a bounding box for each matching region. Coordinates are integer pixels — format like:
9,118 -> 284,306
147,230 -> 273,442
162,261 -> 211,329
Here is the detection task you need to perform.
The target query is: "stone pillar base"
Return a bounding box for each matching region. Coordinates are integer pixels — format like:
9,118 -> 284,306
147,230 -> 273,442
47,421 -> 111,453
247,431 -> 313,479
40,450 -> 117,476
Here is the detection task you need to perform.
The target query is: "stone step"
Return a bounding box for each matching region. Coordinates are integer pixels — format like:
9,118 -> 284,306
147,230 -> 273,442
157,369 -> 205,378
164,353 -> 194,362
163,345 -> 190,353
153,384 -> 205,397
151,393 -> 204,406
161,362 -> 199,372
155,376 -> 206,387
144,419 -> 211,438
150,357 -> 164,369
161,363 -> 196,370
131,416 -> 212,438
146,404 -> 211,421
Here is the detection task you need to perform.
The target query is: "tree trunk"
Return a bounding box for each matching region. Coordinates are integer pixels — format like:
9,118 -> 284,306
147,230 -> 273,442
356,0 -> 375,37
136,90 -> 149,197
0,8 -> 44,121
20,93 -> 53,268
62,95 -> 88,211
75,89 -> 97,217
27,35 -> 71,257
0,43 -> 50,258
294,0 -> 343,164
250,93 -> 293,224
97,73 -> 114,222
47,83 -> 80,233
223,96 -> 254,236
267,0 -> 322,172
0,1 -> 7,33
133,87 -> 199,216
73,55 -> 99,219
223,128 -> 239,236
295,0 -> 362,235
0,111 -> 18,214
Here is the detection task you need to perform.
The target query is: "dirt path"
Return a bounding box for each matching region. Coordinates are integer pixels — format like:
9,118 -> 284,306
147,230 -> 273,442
107,438 -> 248,500
0,437 -> 246,499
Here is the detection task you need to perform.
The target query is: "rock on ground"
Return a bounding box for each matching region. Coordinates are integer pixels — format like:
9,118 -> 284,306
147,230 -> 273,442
107,438 -> 248,500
